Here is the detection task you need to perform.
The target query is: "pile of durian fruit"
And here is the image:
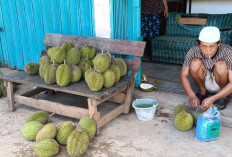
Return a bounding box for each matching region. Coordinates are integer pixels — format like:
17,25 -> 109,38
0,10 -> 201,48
24,41 -> 127,92
22,110 -> 97,157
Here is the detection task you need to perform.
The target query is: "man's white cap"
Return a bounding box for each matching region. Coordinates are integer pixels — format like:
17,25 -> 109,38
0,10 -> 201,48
199,26 -> 220,43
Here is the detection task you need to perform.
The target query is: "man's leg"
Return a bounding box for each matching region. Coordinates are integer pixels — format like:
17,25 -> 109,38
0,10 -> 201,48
214,61 -> 229,89
189,58 -> 207,96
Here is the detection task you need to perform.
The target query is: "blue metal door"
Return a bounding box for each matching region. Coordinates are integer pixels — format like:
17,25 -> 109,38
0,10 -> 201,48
110,0 -> 142,87
0,0 -> 95,70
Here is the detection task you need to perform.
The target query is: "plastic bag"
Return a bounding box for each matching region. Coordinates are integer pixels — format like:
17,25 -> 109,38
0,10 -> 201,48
196,105 -> 220,142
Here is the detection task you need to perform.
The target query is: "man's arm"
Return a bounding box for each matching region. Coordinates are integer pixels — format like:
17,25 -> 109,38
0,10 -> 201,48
201,69 -> 232,110
180,66 -> 200,108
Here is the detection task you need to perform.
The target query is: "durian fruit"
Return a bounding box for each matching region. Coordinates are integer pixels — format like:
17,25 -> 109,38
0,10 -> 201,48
80,45 -> 96,60
86,71 -> 104,92
78,57 -> 92,76
36,123 -> 57,142
48,47 -> 60,59
44,61 -> 58,85
103,69 -> 116,88
33,139 -> 59,157
175,111 -> 193,131
26,111 -> 49,124
71,65 -> 82,83
79,117 -> 97,139
56,60 -> 72,87
110,64 -> 121,83
93,51 -> 111,73
67,44 -> 81,65
63,41 -> 74,53
174,104 -> 188,117
51,46 -> 66,64
191,111 -> 202,126
67,129 -> 89,157
56,121 -> 76,145
114,57 -> 127,77
22,121 -> 44,141
84,68 -> 93,81
39,58 -> 51,79
39,55 -> 50,65
24,62 -> 39,75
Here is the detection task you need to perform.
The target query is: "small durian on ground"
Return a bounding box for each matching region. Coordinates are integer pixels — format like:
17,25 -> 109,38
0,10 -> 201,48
26,111 -> 49,124
24,62 -> 39,75
175,111 -> 193,131
67,129 -> 89,157
22,121 -> 44,141
36,123 -> 57,142
56,121 -> 76,145
78,117 -> 97,139
174,104 -> 188,117
33,139 -> 59,157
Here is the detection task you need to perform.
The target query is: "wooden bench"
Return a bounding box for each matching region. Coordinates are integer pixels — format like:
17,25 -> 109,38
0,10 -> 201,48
2,33 -> 145,133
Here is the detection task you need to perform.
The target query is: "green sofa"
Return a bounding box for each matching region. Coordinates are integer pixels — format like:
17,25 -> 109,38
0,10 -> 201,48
151,12 -> 232,64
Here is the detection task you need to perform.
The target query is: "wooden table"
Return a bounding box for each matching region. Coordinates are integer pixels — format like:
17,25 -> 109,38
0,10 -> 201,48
2,33 -> 146,133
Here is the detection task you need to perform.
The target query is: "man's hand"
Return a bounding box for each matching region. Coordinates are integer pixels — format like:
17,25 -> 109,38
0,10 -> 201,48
189,95 -> 200,109
200,97 -> 214,111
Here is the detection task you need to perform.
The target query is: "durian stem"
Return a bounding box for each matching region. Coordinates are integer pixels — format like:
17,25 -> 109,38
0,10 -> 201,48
55,122 -> 63,128
75,43 -> 78,48
107,50 -> 110,54
49,112 -> 56,118
101,50 -> 104,54
52,59 -> 55,65
64,60 -> 66,65
61,44 -> 65,48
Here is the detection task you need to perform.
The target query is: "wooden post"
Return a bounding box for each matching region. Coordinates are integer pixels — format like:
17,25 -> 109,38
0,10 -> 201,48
123,80 -> 135,114
88,98 -> 100,133
6,81 -> 15,111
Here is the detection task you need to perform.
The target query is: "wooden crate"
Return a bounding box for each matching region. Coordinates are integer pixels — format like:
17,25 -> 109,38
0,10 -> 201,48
2,33 -> 146,133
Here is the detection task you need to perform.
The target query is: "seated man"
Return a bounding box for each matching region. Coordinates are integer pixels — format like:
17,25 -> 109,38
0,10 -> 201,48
180,26 -> 232,110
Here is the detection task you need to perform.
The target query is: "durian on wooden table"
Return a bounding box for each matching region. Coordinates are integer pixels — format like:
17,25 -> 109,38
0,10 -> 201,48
2,33 -> 146,133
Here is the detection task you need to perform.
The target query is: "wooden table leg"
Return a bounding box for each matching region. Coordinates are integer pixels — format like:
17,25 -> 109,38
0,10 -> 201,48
6,81 -> 15,111
88,98 -> 100,134
123,81 -> 135,114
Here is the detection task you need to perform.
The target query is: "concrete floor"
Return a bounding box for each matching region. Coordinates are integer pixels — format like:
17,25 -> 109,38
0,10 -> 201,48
1,67 -> 232,157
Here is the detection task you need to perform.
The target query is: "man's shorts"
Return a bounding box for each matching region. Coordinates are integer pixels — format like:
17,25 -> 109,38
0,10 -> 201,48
205,70 -> 220,93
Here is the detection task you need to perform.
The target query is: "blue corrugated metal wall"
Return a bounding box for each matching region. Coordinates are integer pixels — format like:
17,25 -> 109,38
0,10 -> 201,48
110,0 -> 142,87
0,0 -> 95,70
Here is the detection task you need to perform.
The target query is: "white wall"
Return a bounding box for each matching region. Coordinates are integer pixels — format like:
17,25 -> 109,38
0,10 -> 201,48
94,0 -> 111,38
187,0 -> 232,14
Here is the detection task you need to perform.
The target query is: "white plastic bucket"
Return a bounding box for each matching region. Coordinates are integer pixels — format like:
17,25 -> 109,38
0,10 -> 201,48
132,99 -> 158,121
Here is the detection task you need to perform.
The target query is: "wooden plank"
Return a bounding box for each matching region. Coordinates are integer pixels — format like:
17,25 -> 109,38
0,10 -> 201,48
125,57 -> 141,72
88,98 -> 100,121
92,86 -> 127,105
21,87 -> 48,97
123,81 -> 135,114
97,105 -> 124,128
2,71 -> 133,100
179,17 -> 207,25
108,93 -> 126,104
6,81 -> 15,111
43,33 -> 146,57
14,94 -> 89,119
